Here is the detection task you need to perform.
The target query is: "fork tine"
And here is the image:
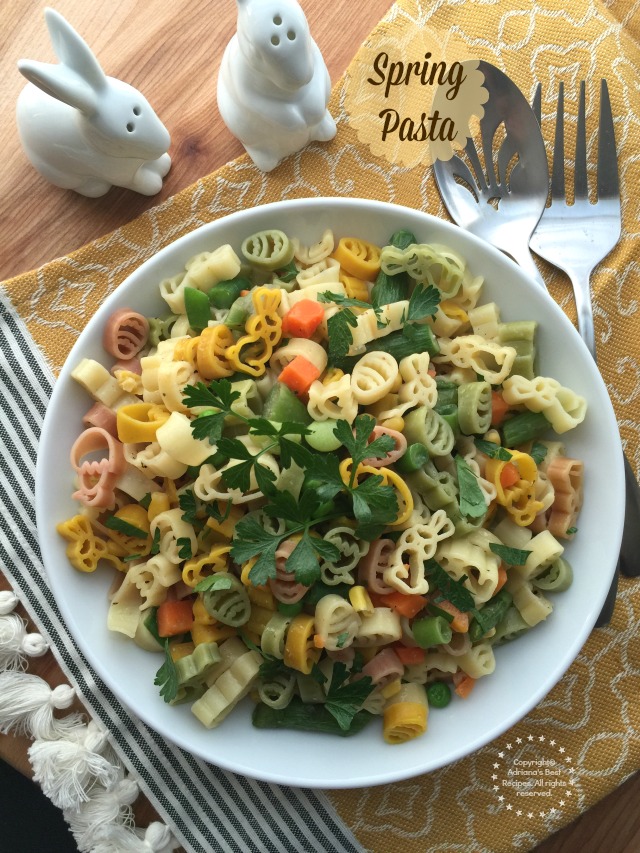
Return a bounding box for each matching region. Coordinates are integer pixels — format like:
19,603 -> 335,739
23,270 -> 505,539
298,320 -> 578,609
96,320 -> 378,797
597,79 -> 620,199
551,82 -> 566,200
532,83 -> 542,125
574,80 -> 588,200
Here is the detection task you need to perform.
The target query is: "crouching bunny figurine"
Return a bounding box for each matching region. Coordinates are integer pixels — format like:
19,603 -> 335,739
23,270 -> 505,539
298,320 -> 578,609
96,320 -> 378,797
16,8 -> 171,197
217,0 -> 336,172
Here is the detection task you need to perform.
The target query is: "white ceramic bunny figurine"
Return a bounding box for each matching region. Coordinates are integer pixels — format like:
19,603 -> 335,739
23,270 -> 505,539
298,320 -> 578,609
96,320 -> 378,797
217,0 -> 336,172
16,8 -> 171,197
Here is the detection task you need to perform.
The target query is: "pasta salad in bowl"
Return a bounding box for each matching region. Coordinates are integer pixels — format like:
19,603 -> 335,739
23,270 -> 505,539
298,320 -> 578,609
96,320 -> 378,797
36,197 -> 624,787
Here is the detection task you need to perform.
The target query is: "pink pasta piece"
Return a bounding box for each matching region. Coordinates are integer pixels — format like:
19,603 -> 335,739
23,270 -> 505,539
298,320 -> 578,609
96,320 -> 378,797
70,427 -> 126,509
103,308 -> 149,360
361,425 -> 407,468
83,402 -> 118,437
357,538 -> 396,594
327,646 -> 356,666
360,647 -> 403,688
269,538 -> 310,604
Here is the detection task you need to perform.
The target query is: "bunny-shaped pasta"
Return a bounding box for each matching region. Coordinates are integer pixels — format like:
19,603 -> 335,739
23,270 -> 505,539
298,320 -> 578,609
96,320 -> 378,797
217,0 -> 336,172
16,9 -> 170,197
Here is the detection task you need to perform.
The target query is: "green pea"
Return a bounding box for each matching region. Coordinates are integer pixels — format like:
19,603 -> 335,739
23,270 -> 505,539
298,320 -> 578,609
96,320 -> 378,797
426,681 -> 451,708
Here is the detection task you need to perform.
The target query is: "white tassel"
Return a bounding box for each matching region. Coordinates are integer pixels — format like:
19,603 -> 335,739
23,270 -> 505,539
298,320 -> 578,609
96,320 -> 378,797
0,590 -> 19,615
29,720 -> 120,810
0,612 -> 48,669
0,671 -> 82,739
64,776 -> 139,852
91,822 -> 178,853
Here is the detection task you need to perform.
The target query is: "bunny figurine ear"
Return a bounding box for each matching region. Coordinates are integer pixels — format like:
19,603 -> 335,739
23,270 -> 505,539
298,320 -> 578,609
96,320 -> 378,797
44,7 -> 106,91
17,59 -> 97,114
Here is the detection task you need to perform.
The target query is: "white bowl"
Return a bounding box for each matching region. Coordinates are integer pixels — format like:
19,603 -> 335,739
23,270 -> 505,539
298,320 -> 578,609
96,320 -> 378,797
36,198 -> 624,788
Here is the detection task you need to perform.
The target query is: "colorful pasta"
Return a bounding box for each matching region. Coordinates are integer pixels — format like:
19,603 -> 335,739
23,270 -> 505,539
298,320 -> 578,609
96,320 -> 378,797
60,224 -> 588,745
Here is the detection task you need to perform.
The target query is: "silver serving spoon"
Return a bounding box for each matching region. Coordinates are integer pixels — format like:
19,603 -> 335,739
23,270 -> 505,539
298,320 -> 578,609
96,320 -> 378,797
433,61 -> 548,291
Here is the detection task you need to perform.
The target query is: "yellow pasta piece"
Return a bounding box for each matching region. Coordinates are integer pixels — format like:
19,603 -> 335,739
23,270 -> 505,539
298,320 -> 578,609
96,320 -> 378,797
381,415 -> 405,432
247,585 -> 276,610
348,586 -> 374,614
172,335 -> 200,368
226,287 -> 282,377
245,605 -> 274,638
192,622 -> 237,646
57,515 -> 123,573
114,369 -> 143,396
193,596 -> 217,626
182,545 -> 232,588
147,492 -> 170,522
117,402 -> 170,443
196,325 -> 235,380
339,271 -> 370,302
205,504 -> 244,541
383,683 -> 428,744
284,613 -> 320,674
332,237 -> 381,281
169,641 -> 196,662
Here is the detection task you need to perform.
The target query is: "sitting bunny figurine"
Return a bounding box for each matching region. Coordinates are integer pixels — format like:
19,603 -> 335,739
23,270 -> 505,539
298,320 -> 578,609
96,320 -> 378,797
16,8 -> 171,197
217,0 -> 336,172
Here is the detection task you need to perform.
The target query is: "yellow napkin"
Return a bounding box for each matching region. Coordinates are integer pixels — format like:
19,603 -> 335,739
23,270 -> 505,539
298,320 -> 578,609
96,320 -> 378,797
4,1 -> 640,851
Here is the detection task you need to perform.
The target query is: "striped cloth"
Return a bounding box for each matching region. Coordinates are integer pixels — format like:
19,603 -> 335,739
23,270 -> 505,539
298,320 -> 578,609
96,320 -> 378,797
0,298 -> 363,853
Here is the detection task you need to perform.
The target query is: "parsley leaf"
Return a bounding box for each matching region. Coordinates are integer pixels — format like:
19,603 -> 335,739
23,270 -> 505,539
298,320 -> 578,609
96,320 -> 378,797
334,414 -> 395,475
177,537 -> 193,560
145,609 -> 179,703
475,439 -> 513,461
104,516 -> 148,539
183,378 -> 241,411
530,441 -> 548,465
326,308 -> 359,361
286,533 -> 321,587
489,543 -> 531,566
275,260 -> 299,283
325,662 -> 374,731
407,283 -> 440,321
179,489 -> 198,524
150,527 -> 161,556
455,455 -> 487,519
190,410 -> 226,446
195,574 -> 234,592
425,558 -> 476,612
566,526 -> 578,535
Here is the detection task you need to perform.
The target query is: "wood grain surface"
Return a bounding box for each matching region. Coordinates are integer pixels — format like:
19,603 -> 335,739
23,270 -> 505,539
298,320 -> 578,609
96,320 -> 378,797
1,1 -> 638,850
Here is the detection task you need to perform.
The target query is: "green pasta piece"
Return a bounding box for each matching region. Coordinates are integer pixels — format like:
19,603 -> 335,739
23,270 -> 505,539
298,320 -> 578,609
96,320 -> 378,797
390,229 -> 418,250
202,573 -> 251,627
147,317 -> 165,347
261,613 -> 293,659
371,229 -> 416,307
403,406 -> 455,457
532,557 -> 573,593
169,683 -> 208,706
437,403 -> 460,437
252,697 -> 373,736
498,322 -> 537,380
441,498 -> 487,537
174,642 -> 221,688
305,420 -> 343,452
502,411 -> 551,447
258,671 -> 296,710
225,292 -> 254,329
295,674 -> 327,704
458,381 -> 492,435
405,464 -> 457,510
490,606 -> 531,646
241,229 -> 295,271
468,589 -> 513,642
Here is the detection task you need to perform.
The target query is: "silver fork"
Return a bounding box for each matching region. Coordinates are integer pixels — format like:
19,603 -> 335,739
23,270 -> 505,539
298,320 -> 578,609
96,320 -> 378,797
529,80 -> 620,358
529,81 -> 640,612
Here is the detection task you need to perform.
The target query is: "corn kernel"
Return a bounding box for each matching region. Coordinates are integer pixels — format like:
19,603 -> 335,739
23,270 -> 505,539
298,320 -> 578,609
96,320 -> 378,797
381,416 -> 405,432
206,503 -> 244,541
169,641 -> 195,662
381,678 -> 402,699
147,492 -> 170,522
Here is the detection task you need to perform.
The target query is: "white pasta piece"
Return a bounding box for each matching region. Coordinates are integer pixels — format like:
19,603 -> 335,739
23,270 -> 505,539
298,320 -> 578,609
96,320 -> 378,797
191,650 -> 262,728
307,374 -> 358,423
513,530 -> 564,581
349,308 -> 381,354
225,379 -> 263,422
454,270 -> 484,312
184,244 -> 242,291
350,351 -> 399,405
170,315 -> 196,338
320,526 -> 368,585
296,257 -> 340,288
404,651 -> 458,684
468,301 -> 501,340
428,307 -> 464,338
537,441 -> 566,473
507,576 -> 553,626
71,358 -> 122,407
314,595 -> 361,651
435,335 -> 516,385
398,352 -> 438,409
114,464 -> 162,501
286,280 -> 346,309
534,471 -> 555,515
108,576 -> 144,638
457,642 -> 496,678
353,607 -> 402,647
384,510 -> 455,595
156,411 -> 214,467
194,453 -> 280,504
437,528 -> 501,605
112,554 -> 181,612
491,517 -> 533,550
150,508 -> 197,565
159,272 -> 187,314
292,229 -> 334,265
270,338 -> 328,374
124,442 -> 188,480
157,360 -> 195,413
204,637 -> 252,687
502,376 -> 587,434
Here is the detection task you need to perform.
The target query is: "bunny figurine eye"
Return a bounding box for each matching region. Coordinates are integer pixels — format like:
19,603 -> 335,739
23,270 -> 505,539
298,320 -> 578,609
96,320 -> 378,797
16,8 -> 171,197
217,0 -> 336,172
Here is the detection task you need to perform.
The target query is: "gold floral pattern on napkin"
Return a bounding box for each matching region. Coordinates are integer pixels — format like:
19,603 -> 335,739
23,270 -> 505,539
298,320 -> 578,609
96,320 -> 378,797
3,1 -> 640,851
